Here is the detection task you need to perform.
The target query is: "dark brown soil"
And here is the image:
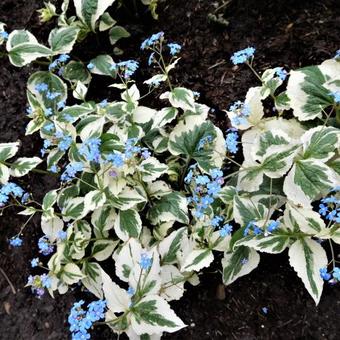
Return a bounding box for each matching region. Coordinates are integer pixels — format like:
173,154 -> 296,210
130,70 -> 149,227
1,0 -> 340,339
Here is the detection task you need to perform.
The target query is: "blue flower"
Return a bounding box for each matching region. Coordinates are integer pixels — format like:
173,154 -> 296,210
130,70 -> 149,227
225,129 -> 239,154
99,99 -> 108,108
195,175 -> 210,185
127,286 -> 135,296
230,47 -> 255,65
49,60 -> 58,71
329,91 -> 340,104
79,138 -> 101,163
61,162 -> 84,181
168,43 -> 181,56
267,220 -> 280,233
44,107 -> 53,117
333,267 -> 340,281
141,149 -> 151,159
141,32 -> 164,50
148,52 -> 155,65
57,230 -> 67,240
116,60 -> 139,78
229,101 -> 250,127
262,307 -> 269,314
197,135 -> 213,150
87,63 -> 94,70
106,153 -> 124,168
241,258 -> 248,265
334,50 -> 340,59
319,203 -> 328,216
35,83 -> 48,92
57,100 -> 66,110
140,253 -> 152,270
46,91 -> 61,100
31,258 -> 39,268
320,267 -> 331,281
49,164 -> 58,173
38,236 -> 54,255
211,215 -> 223,227
58,54 -> 70,63
0,31 -> 9,40
219,224 -> 233,237
9,237 -> 23,247
274,67 -> 288,81
57,134 -> 73,151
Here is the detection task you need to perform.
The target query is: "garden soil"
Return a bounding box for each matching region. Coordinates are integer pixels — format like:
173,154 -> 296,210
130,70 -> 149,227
0,0 -> 340,339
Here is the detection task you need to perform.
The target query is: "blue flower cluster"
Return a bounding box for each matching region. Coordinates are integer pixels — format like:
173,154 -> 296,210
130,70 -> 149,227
55,131 -> 73,151
186,167 -> 224,219
31,258 -> 39,268
230,47 -> 255,65
0,31 -> 9,40
320,267 -> 340,282
9,236 -> 23,247
167,43 -> 181,56
140,253 -> 153,270
329,91 -> 340,104
0,182 -> 25,206
228,100 -> 250,127
197,135 -> 213,151
319,190 -> 340,223
274,67 -> 288,81
210,216 -> 233,237
334,50 -> 340,59
79,138 -> 101,163
110,60 -> 139,79
61,162 -> 84,181
244,221 -> 262,236
38,236 -> 54,255
225,128 -> 239,154
49,54 -> 70,71
141,32 -> 164,50
68,300 -> 106,339
27,273 -> 51,297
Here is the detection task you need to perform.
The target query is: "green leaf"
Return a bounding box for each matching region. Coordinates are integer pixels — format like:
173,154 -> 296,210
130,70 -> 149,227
159,228 -> 186,265
61,263 -> 84,284
131,295 -> 186,335
114,209 -> 142,241
302,126 -> 340,161
108,187 -> 146,211
168,120 -> 219,172
74,0 -> 116,31
138,157 -> 168,182
10,157 -> 42,177
42,189 -> 58,211
8,43 -> 52,67
168,87 -> 195,111
84,190 -> 106,211
82,262 -> 103,299
62,197 -> 87,220
0,142 -> 20,161
181,249 -> 214,272
62,61 -> 91,84
233,195 -> 268,226
283,159 -> 337,207
235,234 -> 290,254
99,12 -> 116,31
28,71 -> 67,108
109,25 -> 130,45
88,54 -> 116,76
91,240 -> 117,261
222,246 -> 260,285
286,61 -> 338,121
48,26 -> 79,54
0,164 -> 9,184
91,206 -> 116,238
148,192 -> 189,225
288,238 -> 328,304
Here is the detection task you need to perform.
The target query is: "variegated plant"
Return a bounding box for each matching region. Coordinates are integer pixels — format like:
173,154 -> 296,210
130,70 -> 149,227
0,4 -> 340,339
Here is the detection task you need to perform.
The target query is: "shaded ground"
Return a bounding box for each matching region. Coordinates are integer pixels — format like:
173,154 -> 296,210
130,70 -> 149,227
0,0 -> 340,339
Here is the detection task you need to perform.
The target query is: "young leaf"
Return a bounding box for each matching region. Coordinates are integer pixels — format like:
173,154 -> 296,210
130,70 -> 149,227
10,157 -> 42,177
0,142 -> 20,161
109,26 -> 130,45
222,246 -> 260,285
48,26 -> 79,54
131,295 -> 186,335
61,263 -> 84,285
288,238 -> 328,304
114,209 -> 142,241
